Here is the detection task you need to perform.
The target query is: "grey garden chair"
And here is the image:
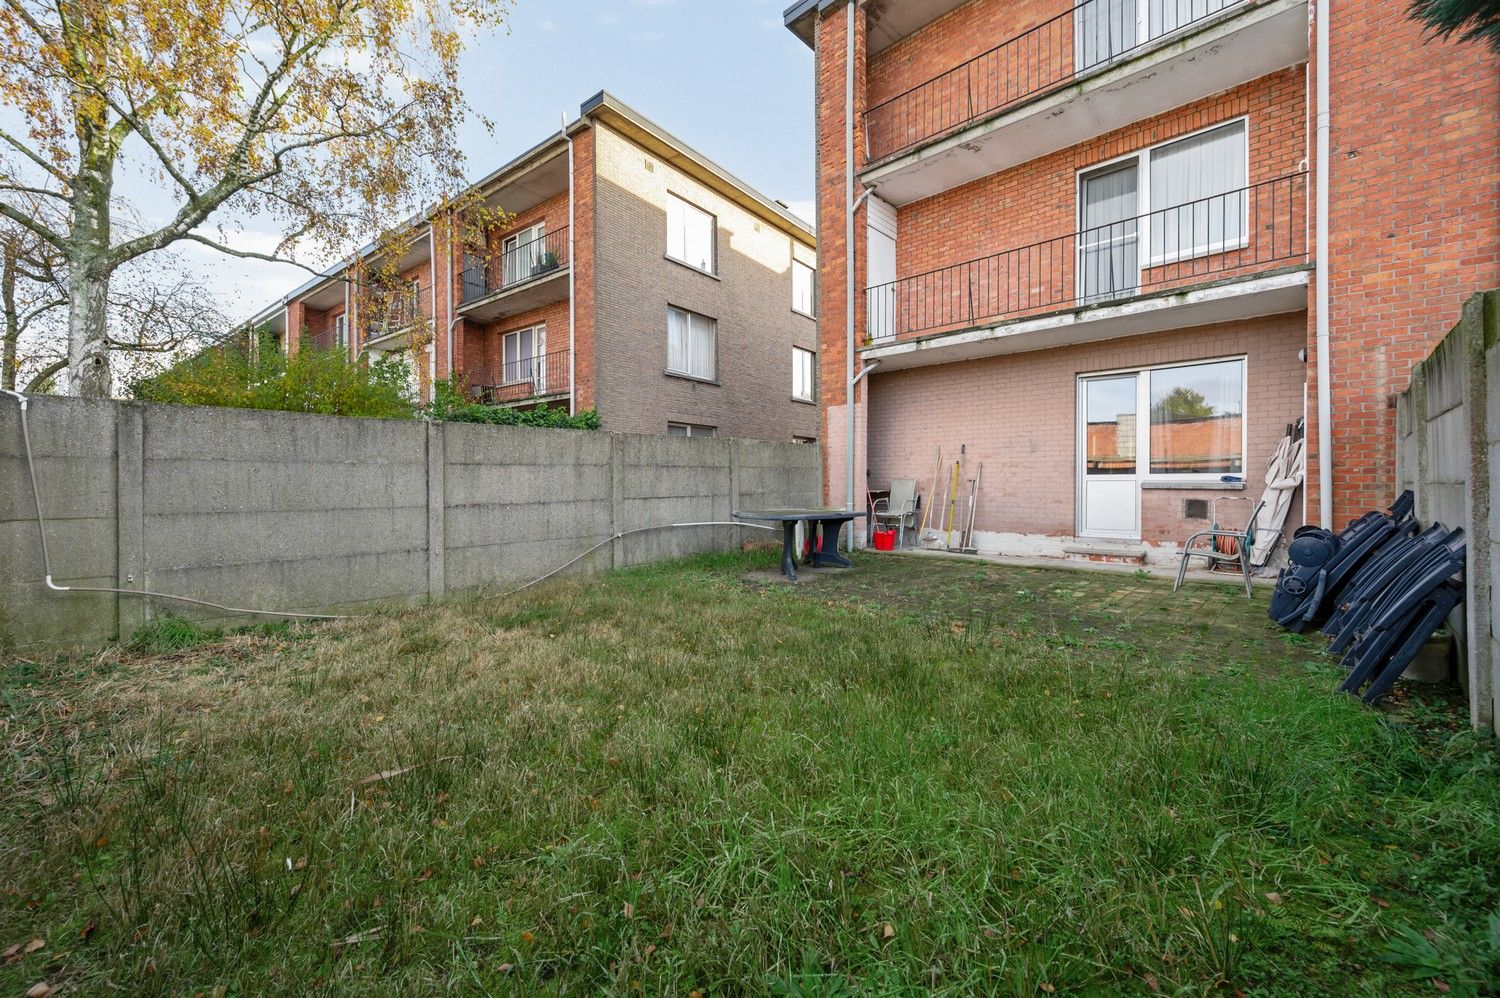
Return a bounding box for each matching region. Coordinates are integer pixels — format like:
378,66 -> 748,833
1173,499 -> 1266,599
872,478 -> 918,548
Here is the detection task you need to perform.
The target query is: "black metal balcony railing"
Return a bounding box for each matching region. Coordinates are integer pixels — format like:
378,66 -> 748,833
365,294 -> 423,342
461,226 -> 570,303
864,0 -> 1244,162
469,347 -> 571,404
865,172 -> 1307,342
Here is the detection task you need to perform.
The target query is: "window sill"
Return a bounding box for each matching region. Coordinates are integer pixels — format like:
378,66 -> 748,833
791,395 -> 818,405
664,255 -> 720,281
792,307 -> 817,320
665,370 -> 721,387
1140,480 -> 1246,491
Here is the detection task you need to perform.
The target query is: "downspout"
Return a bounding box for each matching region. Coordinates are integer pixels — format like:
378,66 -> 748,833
446,217 -> 455,381
428,225 -> 438,401
844,0 -> 856,512
564,114 -> 577,417
1314,0 -> 1332,527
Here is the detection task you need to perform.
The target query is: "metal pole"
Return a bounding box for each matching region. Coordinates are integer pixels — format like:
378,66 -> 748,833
1315,0 -> 1333,527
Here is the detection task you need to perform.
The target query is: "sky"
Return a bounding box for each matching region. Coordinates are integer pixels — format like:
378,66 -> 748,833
193,0 -> 819,325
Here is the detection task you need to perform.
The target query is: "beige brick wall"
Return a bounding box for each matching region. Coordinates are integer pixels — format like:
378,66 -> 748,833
591,124 -> 820,441
865,312 -> 1307,548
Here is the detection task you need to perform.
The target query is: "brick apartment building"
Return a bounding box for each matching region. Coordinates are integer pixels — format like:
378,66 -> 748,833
785,0 -> 1498,560
248,93 -> 820,442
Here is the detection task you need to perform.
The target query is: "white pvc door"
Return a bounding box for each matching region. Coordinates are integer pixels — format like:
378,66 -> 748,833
1078,374 -> 1141,538
867,196 -> 898,341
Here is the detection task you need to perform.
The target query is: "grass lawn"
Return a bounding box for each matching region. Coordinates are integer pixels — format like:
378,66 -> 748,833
3,551 -> 1499,995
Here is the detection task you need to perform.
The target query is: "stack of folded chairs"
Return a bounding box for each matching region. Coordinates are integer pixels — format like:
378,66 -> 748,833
1269,490 -> 1466,704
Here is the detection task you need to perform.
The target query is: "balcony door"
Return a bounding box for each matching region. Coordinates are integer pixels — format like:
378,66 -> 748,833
502,223 -> 545,288
1077,0 -> 1239,70
1078,160 -> 1140,305
502,324 -> 545,390
1077,374 -> 1142,539
866,196 -> 898,341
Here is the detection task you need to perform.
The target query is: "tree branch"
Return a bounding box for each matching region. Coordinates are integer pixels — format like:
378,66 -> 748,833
0,201 -> 67,252
23,357 -> 66,393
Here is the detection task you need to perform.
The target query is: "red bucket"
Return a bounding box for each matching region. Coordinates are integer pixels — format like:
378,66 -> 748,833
872,529 -> 897,551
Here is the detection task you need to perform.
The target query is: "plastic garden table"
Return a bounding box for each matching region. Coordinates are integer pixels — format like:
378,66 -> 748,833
733,508 -> 868,581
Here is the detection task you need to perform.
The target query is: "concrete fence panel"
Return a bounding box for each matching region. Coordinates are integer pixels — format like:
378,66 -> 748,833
0,398 -> 821,652
1393,288 -> 1500,734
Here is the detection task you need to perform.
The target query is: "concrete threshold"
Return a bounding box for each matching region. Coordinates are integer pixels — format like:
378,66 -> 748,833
865,544 -> 1277,588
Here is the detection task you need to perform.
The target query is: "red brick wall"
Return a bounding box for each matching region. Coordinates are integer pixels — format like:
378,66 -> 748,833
572,125 -> 597,412
865,312 -> 1307,545
814,3 -> 870,502
886,68 -> 1307,338
1309,3 -> 1500,523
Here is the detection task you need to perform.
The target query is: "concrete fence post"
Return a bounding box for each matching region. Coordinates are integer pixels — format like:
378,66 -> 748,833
1464,292 -> 1496,732
728,440 -> 741,550
115,404 -> 145,638
1410,365 -> 1430,526
609,433 -> 625,569
426,421 -> 446,599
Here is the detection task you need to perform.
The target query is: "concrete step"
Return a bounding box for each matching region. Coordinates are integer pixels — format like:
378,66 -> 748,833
1062,539 -> 1149,565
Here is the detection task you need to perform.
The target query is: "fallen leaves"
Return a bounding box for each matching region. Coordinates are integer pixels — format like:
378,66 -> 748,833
4,939 -> 44,965
25,982 -> 52,998
1264,892 -> 1285,905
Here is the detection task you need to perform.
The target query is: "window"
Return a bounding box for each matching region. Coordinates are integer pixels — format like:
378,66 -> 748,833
502,223 -> 545,287
792,260 -> 816,316
1148,358 -> 1244,475
1077,119 -> 1248,300
667,306 -> 716,380
793,435 -> 817,444
667,193 -> 715,274
502,324 -> 545,386
334,313 -> 348,348
792,347 -> 816,402
667,422 -> 716,438
1080,357 -> 1246,480
1076,0 -> 1240,70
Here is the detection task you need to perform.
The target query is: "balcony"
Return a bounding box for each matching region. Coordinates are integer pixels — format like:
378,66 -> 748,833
864,173 -> 1308,368
861,0 -> 1308,205
458,226 -> 571,323
364,294 -> 424,347
468,347 -> 571,405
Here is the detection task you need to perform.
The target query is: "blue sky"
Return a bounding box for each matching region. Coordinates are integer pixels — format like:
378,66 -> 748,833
204,0 -> 818,321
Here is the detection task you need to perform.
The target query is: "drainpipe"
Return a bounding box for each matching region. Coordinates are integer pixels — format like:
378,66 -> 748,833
844,0 -> 856,512
446,216 -> 455,381
564,113 -> 577,417
428,225 -> 437,401
1314,0 -> 1332,527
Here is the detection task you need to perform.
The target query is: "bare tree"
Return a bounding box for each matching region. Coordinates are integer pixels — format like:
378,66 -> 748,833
0,0 -> 511,396
2,216 -> 224,392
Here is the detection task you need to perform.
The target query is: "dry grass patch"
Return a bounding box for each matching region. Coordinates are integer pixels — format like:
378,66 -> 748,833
2,551 -> 1498,995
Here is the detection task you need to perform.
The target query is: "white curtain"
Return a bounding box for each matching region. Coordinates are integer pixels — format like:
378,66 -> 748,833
1150,0 -> 1237,37
503,327 -> 536,384
1079,162 -> 1140,302
668,308 -> 715,379
1076,0 -> 1137,70
668,195 -> 715,272
1149,122 -> 1246,262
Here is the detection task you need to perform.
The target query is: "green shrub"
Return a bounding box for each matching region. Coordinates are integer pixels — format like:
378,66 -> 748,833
133,334 -> 417,419
425,377 -> 601,430
128,615 -> 223,653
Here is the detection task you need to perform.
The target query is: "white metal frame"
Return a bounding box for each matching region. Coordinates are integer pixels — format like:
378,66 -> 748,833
501,222 -> 546,288
666,305 -> 718,381
792,346 -> 817,401
792,259 -> 817,318
665,192 -> 718,276
1074,0 -> 1244,71
1075,116 -> 1251,300
501,323 -> 546,388
1075,354 -> 1250,536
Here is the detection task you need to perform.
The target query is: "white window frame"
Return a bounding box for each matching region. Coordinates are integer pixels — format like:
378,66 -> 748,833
501,323 -> 546,387
666,306 -> 717,381
334,312 -> 348,349
666,193 -> 717,275
1075,0 -> 1243,71
667,422 -> 716,438
502,222 -> 545,287
1075,117 -> 1251,287
792,259 -> 816,317
1075,354 -> 1249,485
792,346 -> 816,402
